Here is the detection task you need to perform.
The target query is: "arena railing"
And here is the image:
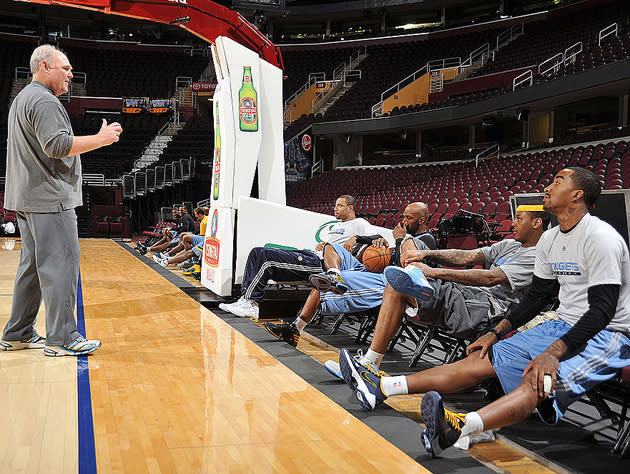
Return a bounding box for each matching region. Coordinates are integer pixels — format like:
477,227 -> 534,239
122,174 -> 134,199
284,72 -> 326,109
599,22 -> 618,46
172,161 -> 182,184
513,69 -> 533,90
475,143 -> 500,168
146,168 -> 156,193
134,171 -> 146,197
496,23 -> 524,51
155,165 -> 165,190
83,173 -> 105,186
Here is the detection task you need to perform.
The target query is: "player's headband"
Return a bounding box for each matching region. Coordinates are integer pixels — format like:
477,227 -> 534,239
516,204 -> 544,212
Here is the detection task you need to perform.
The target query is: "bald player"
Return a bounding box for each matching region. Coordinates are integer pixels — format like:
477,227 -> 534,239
332,205 -> 551,378
264,202 -> 436,348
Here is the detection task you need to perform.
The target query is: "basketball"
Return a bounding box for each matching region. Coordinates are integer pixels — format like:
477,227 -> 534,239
361,245 -> 392,273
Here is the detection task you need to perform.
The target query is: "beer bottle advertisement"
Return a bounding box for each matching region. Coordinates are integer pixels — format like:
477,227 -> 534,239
239,66 -> 258,132
212,101 -> 221,200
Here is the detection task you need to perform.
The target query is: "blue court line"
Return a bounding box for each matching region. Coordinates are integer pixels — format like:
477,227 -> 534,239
76,273 -> 98,474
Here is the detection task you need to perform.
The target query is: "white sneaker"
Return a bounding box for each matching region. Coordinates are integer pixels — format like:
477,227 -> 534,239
153,255 -> 168,267
224,299 -> 259,319
218,296 -> 247,312
44,335 -> 101,357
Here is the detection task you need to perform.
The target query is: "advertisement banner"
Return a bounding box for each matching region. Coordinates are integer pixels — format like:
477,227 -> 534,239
210,80 -> 236,208
201,207 -> 235,296
217,37 -> 263,209
192,82 -> 218,92
235,197 -> 394,284
284,130 -> 312,183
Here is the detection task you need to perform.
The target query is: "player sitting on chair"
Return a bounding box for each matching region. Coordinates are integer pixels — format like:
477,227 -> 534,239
338,167 -> 630,459
331,205 -> 550,378
218,195 -> 381,320
263,202 -> 436,348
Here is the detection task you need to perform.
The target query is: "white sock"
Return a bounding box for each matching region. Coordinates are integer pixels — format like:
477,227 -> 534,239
327,267 -> 340,275
381,376 -> 408,396
365,349 -> 384,367
293,317 -> 308,333
460,411 -> 484,438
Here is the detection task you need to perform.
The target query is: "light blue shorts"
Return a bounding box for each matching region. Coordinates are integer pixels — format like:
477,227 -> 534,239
192,244 -> 203,257
320,271 -> 387,314
491,319 -> 630,424
328,243 -> 365,272
191,234 -> 204,247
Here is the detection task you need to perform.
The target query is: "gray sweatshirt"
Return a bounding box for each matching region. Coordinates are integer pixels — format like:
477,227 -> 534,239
4,80 -> 82,212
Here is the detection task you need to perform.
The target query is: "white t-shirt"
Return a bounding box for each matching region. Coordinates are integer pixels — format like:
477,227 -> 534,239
534,213 -> 630,333
324,218 -> 376,245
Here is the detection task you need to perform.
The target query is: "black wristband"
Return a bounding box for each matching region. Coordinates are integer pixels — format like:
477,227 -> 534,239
486,328 -> 501,339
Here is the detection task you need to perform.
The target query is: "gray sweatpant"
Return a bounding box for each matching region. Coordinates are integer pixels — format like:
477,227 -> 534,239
412,240 -> 511,339
3,210 -> 81,345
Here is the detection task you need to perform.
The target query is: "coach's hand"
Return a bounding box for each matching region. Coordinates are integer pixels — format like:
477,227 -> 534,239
466,332 -> 497,358
98,119 -> 123,146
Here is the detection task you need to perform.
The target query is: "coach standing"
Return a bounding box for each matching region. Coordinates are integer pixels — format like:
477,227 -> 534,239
0,45 -> 122,356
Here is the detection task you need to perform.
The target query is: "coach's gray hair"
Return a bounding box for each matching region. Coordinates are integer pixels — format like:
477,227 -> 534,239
30,44 -> 61,74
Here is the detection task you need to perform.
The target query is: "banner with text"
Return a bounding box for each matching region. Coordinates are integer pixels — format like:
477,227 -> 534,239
201,207 -> 235,296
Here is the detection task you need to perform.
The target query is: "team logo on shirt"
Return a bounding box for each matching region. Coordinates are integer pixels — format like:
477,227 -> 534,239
495,256 -> 516,265
314,219 -> 341,243
551,262 -> 581,275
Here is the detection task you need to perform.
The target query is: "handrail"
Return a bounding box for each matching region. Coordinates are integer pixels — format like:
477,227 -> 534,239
372,101 -> 384,117
312,79 -> 341,109
284,72 -> 325,107
512,69 -> 533,90
343,69 -> 362,83
475,143 -> 499,168
333,45 -> 367,81
461,43 -> 489,67
428,57 -> 461,71
564,42 -> 582,65
175,76 -> 192,88
538,52 -> 563,76
496,23 -> 524,50
380,63 -> 428,102
122,174 -> 134,199
82,173 -> 105,186
14,66 -> 31,81
71,71 -> 87,85
599,23 -> 618,46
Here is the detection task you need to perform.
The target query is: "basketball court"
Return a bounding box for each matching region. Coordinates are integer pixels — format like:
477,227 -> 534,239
4,237 -> 626,473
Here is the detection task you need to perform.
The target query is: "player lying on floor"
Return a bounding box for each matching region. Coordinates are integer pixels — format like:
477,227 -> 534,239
337,167 -> 630,458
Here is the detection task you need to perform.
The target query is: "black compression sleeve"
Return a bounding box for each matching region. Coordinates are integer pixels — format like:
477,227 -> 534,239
506,275 -> 560,329
559,284 -> 620,352
355,234 -> 383,245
